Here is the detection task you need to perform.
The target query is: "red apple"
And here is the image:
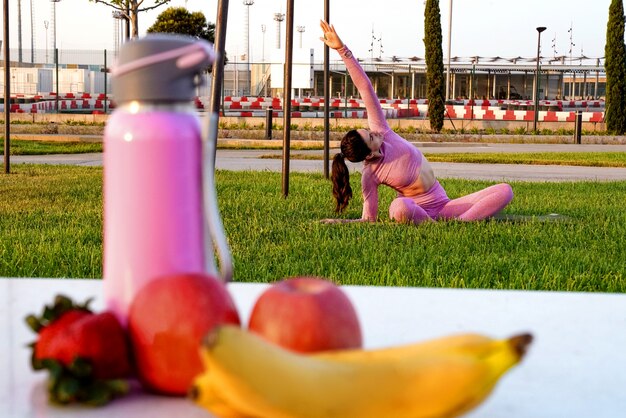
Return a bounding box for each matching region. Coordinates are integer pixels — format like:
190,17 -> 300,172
128,273 -> 240,396
248,277 -> 362,353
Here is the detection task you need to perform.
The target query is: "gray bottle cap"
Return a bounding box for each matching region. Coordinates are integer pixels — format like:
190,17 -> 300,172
112,34 -> 215,104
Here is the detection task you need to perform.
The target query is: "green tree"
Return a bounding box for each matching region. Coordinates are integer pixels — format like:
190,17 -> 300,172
146,7 -> 224,68
604,0 -> 626,135
91,0 -> 170,38
146,7 -> 215,43
424,0 -> 445,132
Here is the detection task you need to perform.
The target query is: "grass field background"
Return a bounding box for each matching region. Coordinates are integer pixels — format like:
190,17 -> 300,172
0,140 -> 103,155
3,140 -> 626,168
1,164 -> 624,293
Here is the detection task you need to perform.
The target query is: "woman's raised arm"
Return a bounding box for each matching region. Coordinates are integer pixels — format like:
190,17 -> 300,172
319,21 -> 389,133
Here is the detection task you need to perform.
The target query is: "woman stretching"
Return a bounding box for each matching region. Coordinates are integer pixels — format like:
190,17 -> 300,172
320,21 -> 513,224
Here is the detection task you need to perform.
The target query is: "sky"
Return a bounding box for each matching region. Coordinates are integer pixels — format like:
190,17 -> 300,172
2,0 -> 616,63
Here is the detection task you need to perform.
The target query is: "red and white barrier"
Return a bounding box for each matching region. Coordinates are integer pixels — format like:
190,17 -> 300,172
1,94 -> 607,123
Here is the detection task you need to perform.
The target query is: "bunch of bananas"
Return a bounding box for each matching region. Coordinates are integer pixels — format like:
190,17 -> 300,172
191,325 -> 532,418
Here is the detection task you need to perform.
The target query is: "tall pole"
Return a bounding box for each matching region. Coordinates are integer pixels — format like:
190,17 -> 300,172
125,2 -> 130,40
296,25 -> 305,48
595,58 -> 600,100
274,13 -> 285,49
55,47 -> 59,112
104,49 -> 107,113
243,0 -> 254,96
568,23 -> 574,100
323,0 -> 330,179
30,0 -> 34,62
17,0 -> 22,62
4,0 -> 11,173
533,26 -> 546,134
44,20 -> 49,63
209,0 -> 229,166
281,0 -> 294,197
112,11 -> 120,54
261,24 -> 266,61
445,0 -> 452,101
261,24 -> 267,96
234,52 -> 238,96
50,0 -> 60,54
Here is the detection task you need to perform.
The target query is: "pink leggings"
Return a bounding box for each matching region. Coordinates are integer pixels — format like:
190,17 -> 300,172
388,181 -> 513,224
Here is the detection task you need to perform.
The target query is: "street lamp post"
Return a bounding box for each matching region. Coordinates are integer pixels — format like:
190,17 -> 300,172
296,25 -> 305,48
18,0 -> 22,63
274,13 -> 285,49
112,11 -> 124,54
533,26 -> 546,133
296,26 -> 305,98
30,0 -> 34,62
446,0 -> 453,101
243,0 -> 254,96
261,24 -> 266,61
50,0 -> 61,112
50,0 -> 60,54
44,20 -> 49,63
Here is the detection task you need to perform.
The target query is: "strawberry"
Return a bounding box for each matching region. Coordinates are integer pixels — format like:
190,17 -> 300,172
26,294 -> 132,406
45,311 -> 132,379
33,310 -> 92,363
26,294 -> 93,368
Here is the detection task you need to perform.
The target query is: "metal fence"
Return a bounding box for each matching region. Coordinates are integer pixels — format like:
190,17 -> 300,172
1,48 -> 116,97
2,47 -> 609,101
1,47 -> 220,101
0,47 -> 609,122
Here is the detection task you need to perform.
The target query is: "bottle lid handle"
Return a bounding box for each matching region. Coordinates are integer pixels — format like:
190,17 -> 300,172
111,42 -> 214,77
202,112 -> 233,283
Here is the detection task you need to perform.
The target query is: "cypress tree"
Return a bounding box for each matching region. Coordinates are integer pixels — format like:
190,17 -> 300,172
424,0 -> 445,132
604,0 -> 626,135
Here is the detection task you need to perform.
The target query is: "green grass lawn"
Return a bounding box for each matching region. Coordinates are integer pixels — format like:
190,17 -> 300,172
1,165 -> 625,292
273,152 -> 626,167
0,140 -> 103,155
423,152 -> 626,167
3,140 -> 626,167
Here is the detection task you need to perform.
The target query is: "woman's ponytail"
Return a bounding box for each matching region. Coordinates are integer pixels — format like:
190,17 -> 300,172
330,129 -> 369,213
331,153 -> 352,213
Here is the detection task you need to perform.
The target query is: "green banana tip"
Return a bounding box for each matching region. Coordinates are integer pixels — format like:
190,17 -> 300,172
202,326 -> 221,350
509,333 -> 534,359
188,384 -> 201,401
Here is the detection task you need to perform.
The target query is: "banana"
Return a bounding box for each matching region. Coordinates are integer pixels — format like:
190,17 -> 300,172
192,325 -> 532,418
189,372 -> 252,418
314,332 -> 494,363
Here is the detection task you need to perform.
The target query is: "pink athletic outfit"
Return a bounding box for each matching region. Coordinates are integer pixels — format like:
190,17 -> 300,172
337,45 -> 513,224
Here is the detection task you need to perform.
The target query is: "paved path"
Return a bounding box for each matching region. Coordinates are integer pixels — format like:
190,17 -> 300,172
6,143 -> 626,182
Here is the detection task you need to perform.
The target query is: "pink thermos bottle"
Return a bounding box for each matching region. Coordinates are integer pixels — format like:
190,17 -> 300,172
103,35 -> 232,324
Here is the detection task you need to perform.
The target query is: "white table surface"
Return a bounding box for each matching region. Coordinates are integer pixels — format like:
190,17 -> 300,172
2,278 -> 626,418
